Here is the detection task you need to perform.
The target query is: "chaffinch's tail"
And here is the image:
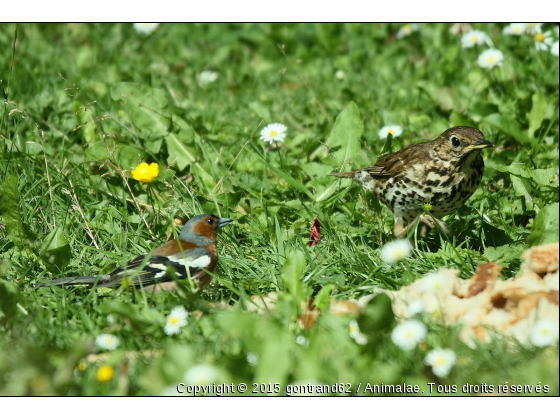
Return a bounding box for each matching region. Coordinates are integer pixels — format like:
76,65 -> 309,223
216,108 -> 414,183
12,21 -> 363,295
329,171 -> 356,178
36,275 -> 110,288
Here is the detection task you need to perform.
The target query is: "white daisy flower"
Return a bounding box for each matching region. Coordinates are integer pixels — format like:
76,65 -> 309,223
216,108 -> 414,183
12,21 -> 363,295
349,320 -> 368,345
164,306 -> 188,336
534,31 -> 554,51
424,348 -> 457,377
246,352 -> 259,366
407,300 -> 425,317
184,364 -> 219,385
198,70 -> 219,86
461,30 -> 491,48
335,70 -> 346,80
391,319 -> 427,350
552,41 -> 559,57
419,271 -> 451,294
525,23 -> 543,34
378,125 -> 403,139
95,333 -> 120,351
396,24 -> 420,39
133,23 -> 160,35
477,49 -> 504,69
530,319 -> 559,347
503,23 -> 527,36
107,315 -> 115,324
295,335 -> 310,347
380,239 -> 412,264
260,123 -> 288,144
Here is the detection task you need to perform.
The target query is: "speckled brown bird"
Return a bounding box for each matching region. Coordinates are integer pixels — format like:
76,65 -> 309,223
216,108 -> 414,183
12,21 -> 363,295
38,214 -> 233,292
330,126 -> 494,237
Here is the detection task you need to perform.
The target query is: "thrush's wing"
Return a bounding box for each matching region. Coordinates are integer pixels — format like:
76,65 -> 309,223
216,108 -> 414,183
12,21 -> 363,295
363,142 -> 430,177
99,246 -> 212,288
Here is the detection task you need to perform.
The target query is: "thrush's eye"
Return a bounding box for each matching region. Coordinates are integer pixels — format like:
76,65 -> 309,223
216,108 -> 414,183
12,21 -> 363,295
451,136 -> 461,148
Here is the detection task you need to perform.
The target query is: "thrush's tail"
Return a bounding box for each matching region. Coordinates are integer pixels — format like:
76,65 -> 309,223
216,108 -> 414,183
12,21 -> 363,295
329,171 -> 356,178
36,275 -> 110,288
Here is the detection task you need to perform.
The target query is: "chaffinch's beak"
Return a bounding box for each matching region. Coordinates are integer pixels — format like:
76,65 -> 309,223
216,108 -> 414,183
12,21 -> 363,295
466,138 -> 494,150
217,218 -> 233,229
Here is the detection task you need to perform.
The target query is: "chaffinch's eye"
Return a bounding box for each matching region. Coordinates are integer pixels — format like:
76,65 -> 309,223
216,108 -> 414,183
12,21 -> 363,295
451,136 -> 461,148
206,219 -> 214,225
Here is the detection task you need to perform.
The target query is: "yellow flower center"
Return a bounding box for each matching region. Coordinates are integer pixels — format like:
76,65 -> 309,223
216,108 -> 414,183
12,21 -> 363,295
269,130 -> 278,137
405,331 -> 413,338
472,36 -> 478,42
106,338 -> 113,345
535,33 -> 545,42
394,250 -> 404,259
403,25 -> 411,33
514,27 -> 522,34
78,362 -> 87,371
541,328 -> 550,335
96,365 -> 114,383
388,129 -> 394,135
487,57 -> 495,63
170,317 -> 179,325
434,358 -> 446,366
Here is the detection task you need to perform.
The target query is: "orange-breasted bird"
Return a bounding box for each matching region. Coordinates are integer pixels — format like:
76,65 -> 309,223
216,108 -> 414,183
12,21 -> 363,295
330,127 -> 494,238
39,214 -> 233,291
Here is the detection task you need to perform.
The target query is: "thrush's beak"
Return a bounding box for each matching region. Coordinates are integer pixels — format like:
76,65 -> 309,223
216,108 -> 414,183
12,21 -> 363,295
466,138 -> 494,150
217,218 -> 233,229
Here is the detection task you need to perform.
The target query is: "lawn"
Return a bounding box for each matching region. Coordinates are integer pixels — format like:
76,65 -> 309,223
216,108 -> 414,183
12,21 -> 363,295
0,23 -> 558,396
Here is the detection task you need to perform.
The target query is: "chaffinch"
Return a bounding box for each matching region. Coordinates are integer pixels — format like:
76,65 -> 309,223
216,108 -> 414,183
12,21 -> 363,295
39,214 -> 233,291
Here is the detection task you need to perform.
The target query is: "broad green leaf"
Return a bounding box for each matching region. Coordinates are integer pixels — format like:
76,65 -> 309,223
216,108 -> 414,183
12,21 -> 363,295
165,123 -> 197,171
417,81 -> 464,112
118,144 -> 146,170
0,175 -> 37,250
314,284 -> 335,311
326,101 -> 363,165
73,101 -> 96,143
380,133 -> 393,155
483,114 -> 532,145
281,250 -> 306,301
484,244 -> 524,266
527,92 -> 546,136
110,82 -> 168,109
527,203 -> 559,246
111,82 -> 169,148
40,228 -> 71,271
496,164 -> 559,190
510,175 -> 535,211
262,160 -> 314,199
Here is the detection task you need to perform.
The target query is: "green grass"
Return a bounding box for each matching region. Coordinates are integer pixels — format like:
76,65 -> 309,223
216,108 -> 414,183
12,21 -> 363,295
0,23 -> 558,396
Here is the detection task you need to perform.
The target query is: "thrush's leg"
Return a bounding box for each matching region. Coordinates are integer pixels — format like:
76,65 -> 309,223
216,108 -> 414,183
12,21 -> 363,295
393,215 -> 418,238
394,215 -> 449,238
419,215 -> 450,235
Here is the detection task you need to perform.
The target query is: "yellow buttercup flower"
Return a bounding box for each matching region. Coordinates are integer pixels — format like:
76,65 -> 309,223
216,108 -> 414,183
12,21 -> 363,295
96,365 -> 114,383
131,162 -> 159,183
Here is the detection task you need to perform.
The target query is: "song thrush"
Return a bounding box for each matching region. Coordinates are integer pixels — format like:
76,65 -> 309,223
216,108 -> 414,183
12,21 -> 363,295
330,126 -> 494,238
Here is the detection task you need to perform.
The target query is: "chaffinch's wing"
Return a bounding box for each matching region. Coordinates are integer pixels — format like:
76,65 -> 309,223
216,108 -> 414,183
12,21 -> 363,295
97,243 -> 213,288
